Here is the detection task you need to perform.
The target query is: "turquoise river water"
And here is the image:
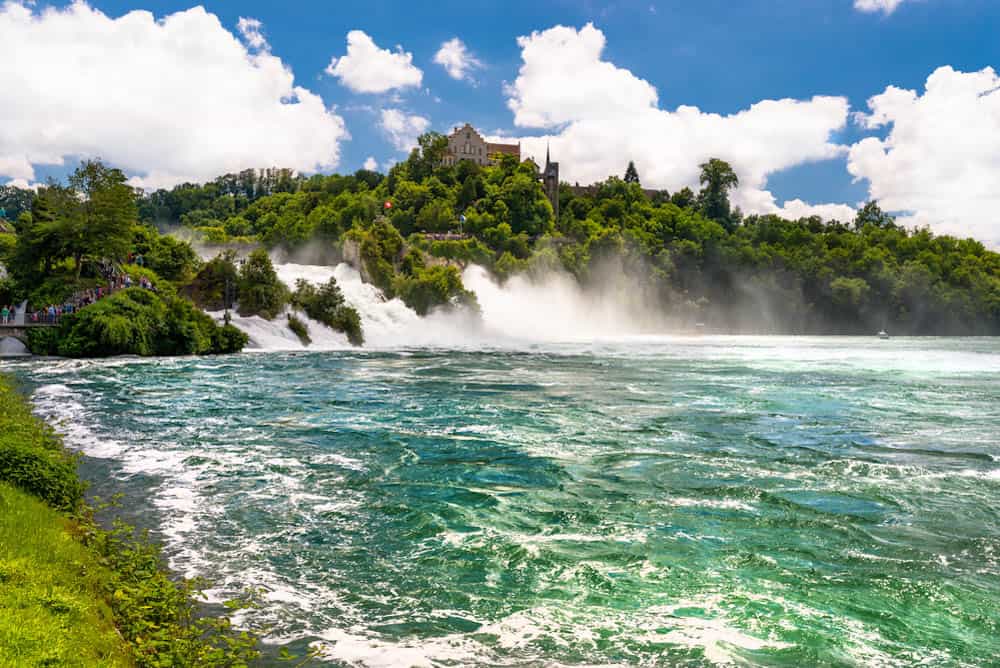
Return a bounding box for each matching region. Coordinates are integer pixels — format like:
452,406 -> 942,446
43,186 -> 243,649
7,337 -> 1000,666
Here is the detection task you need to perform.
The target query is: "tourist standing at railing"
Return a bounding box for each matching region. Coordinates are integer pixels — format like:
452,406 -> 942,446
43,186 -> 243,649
1,305 -> 9,325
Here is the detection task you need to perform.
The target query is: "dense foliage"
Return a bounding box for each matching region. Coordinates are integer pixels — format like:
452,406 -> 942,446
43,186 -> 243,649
0,161 -> 248,356
286,313 -> 311,346
114,136 -> 998,335
236,249 -> 289,319
0,377 -> 84,512
0,375 -> 260,667
4,139 -> 1000,336
25,288 -> 248,357
291,277 -> 363,346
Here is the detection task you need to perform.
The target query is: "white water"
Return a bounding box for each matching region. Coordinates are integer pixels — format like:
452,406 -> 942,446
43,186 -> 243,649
224,261 -> 673,351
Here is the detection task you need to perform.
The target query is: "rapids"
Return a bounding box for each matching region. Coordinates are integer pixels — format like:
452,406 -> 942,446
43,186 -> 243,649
8,336 -> 1000,666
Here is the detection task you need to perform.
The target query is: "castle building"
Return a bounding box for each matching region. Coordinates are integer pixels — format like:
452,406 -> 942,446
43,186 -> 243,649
442,123 -> 520,167
443,123 -> 559,218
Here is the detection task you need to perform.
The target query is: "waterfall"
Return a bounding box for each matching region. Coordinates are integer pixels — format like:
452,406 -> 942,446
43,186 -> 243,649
223,260 -> 672,351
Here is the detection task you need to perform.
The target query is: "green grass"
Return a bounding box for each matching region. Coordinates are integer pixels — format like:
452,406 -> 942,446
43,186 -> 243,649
0,374 -> 261,667
0,482 -> 129,668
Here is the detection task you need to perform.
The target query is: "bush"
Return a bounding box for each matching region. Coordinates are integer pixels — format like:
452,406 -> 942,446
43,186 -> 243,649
55,289 -> 246,357
287,313 -> 311,346
25,326 -> 61,356
0,376 -> 85,512
186,251 -> 238,311
346,218 -> 404,296
292,278 -> 364,346
393,265 -> 479,317
213,322 -> 249,354
132,225 -> 201,284
236,249 -> 289,319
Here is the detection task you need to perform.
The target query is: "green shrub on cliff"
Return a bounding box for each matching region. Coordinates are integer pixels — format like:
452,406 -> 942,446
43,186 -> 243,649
186,251 -> 239,311
287,313 -> 311,346
393,264 -> 479,317
236,249 -> 289,319
55,288 -> 246,357
292,277 -> 364,346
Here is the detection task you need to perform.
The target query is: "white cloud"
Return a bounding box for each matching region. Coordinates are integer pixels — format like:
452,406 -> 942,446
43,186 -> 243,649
433,37 -> 482,81
507,24 -> 658,128
4,178 -> 41,191
326,30 -> 422,94
363,156 -> 378,171
380,109 -> 430,153
507,23 -> 853,220
854,0 -> 907,15
0,2 -> 347,190
848,66 -> 1000,245
237,16 -> 268,51
769,198 -> 857,222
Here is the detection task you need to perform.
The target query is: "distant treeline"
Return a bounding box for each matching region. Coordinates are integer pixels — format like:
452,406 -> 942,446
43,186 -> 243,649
3,132 -> 999,335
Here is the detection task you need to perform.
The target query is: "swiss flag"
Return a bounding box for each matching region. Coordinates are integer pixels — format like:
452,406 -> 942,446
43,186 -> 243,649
384,201 -> 393,210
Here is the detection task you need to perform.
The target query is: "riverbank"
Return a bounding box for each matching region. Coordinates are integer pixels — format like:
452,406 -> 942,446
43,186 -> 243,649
0,373 -> 260,667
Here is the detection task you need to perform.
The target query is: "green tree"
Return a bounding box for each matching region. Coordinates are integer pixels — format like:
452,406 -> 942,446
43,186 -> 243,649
624,161 -> 640,184
9,189 -> 66,281
291,278 -> 364,346
697,158 -> 739,230
854,200 -> 896,230
0,184 -> 35,220
406,132 -> 450,181
671,187 -> 696,209
236,249 -> 289,319
64,160 -> 137,278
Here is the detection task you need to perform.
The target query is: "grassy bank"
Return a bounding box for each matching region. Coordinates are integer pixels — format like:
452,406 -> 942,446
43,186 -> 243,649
0,483 -> 129,667
0,374 -> 260,667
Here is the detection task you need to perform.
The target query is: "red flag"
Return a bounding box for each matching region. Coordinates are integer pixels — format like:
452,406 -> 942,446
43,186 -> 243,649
384,200 -> 392,210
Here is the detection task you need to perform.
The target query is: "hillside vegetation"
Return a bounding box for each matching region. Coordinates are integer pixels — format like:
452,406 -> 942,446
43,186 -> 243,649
3,133 -> 1000,338
132,133 -> 1000,335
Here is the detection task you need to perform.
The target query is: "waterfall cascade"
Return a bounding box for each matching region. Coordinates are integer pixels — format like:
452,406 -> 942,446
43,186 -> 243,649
223,261 -> 667,351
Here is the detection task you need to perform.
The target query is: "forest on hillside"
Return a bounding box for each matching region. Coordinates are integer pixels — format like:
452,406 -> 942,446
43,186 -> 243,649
3,131 -> 1000,337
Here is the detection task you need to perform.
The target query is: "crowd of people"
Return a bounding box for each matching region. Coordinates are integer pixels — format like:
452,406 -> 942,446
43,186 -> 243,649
24,263 -> 156,324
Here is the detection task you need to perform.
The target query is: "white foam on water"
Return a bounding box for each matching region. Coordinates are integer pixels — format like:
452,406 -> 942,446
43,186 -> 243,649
32,384 -> 126,459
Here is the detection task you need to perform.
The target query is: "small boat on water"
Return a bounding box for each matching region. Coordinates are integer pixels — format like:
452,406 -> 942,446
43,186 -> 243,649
878,330 -> 890,339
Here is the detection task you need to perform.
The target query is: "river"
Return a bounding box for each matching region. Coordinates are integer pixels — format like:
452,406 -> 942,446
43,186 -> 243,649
4,265 -> 1000,666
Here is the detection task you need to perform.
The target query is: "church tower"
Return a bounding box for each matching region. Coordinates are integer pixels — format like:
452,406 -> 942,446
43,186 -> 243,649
542,144 -> 559,221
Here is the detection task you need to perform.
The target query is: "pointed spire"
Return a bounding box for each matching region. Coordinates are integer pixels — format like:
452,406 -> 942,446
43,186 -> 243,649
545,142 -> 551,168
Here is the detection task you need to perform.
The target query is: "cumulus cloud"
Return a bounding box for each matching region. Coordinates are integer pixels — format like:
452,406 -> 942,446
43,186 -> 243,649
0,2 -> 347,190
507,24 -> 658,128
507,23 -> 854,220
433,37 -> 483,81
380,109 -> 430,152
237,16 -> 267,51
326,30 -> 422,94
3,178 -> 40,191
848,66 -> 1000,244
854,0 -> 907,15
363,156 -> 378,171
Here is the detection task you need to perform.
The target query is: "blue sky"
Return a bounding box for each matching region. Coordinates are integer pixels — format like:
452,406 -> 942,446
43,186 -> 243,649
4,0 -> 1000,241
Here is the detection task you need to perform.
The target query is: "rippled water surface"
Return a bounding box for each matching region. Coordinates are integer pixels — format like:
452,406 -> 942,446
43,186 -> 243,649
9,337 -> 1000,666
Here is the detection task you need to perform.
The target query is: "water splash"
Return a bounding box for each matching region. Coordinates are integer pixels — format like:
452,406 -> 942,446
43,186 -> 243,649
229,261 -> 681,351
